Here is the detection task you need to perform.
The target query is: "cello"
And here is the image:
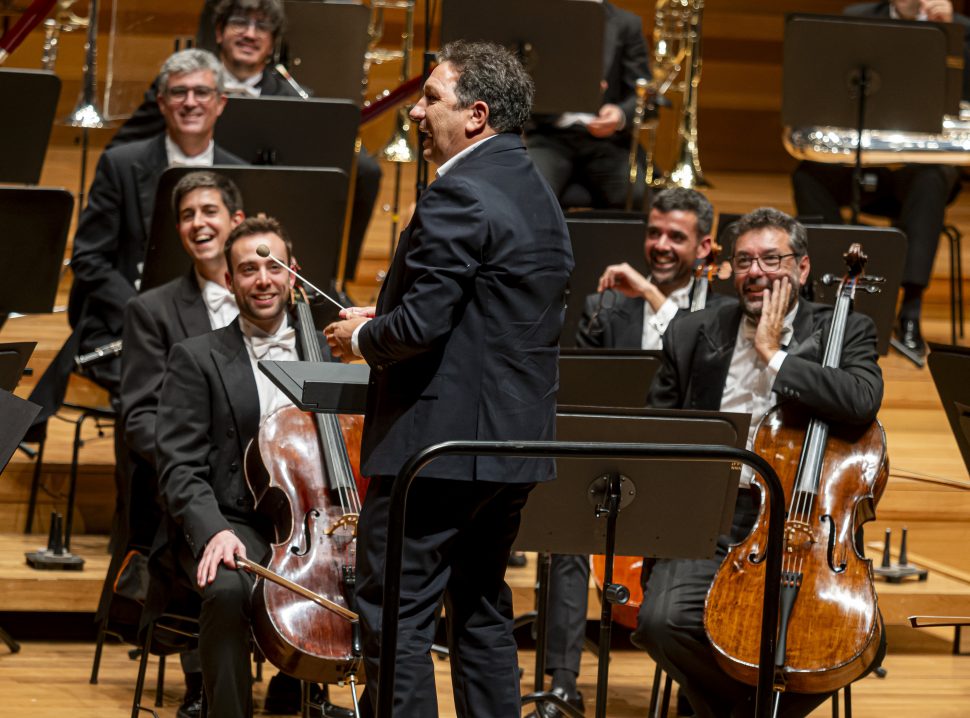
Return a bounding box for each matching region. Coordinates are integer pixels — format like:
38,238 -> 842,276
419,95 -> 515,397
704,243 -> 888,697
242,283 -> 366,685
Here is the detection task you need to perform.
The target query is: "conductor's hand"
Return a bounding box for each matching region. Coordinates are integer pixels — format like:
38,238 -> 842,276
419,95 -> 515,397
921,0 -> 953,22
597,262 -> 666,312
341,306 -> 376,320
587,103 -> 625,138
754,277 -> 792,364
197,529 -> 245,588
325,316 -> 368,362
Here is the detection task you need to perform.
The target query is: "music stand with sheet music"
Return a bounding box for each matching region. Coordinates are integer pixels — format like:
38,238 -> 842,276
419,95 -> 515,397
440,0 -> 605,114
0,69 -> 60,185
563,215 -> 648,348
783,14 -> 949,223
282,1 -> 369,103
140,166 -> 349,324
0,188 -> 73,331
928,343 -> 970,478
214,97 -> 360,169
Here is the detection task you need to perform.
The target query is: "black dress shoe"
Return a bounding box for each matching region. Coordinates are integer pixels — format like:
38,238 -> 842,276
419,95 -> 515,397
264,673 -> 302,714
320,699 -> 356,718
525,686 -> 585,717
897,317 -> 926,356
176,692 -> 203,718
507,551 -> 527,568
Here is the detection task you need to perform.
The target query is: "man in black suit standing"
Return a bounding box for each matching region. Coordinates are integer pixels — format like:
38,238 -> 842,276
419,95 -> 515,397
531,187 -> 726,717
632,207 -> 884,718
114,170 -> 243,718
526,0 -> 650,209
325,40 -> 574,717
792,0 -> 970,356
154,217 -> 338,718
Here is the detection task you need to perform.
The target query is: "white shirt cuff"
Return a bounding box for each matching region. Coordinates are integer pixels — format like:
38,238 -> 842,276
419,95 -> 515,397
350,319 -> 369,358
648,297 -> 680,336
767,350 -> 787,376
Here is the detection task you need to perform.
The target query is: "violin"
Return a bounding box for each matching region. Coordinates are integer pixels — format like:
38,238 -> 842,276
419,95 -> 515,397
704,243 -> 888,696
242,285 -> 367,684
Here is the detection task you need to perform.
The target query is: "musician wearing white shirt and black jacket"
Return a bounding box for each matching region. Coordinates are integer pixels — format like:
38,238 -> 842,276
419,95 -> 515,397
529,189 -> 730,718
632,208 -> 884,718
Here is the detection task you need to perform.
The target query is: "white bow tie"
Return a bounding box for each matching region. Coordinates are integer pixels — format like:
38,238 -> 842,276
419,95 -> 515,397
223,79 -> 260,98
250,327 -> 297,359
741,318 -> 794,347
202,282 -> 235,313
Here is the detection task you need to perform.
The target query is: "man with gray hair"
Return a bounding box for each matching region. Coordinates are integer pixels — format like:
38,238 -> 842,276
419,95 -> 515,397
325,40 -> 574,717
632,207 -> 884,717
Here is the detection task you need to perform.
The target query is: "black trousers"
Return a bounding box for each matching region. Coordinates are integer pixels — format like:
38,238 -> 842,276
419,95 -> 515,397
526,127 -> 644,210
355,476 -> 535,718
177,519 -> 270,718
544,554 -> 590,677
791,160 -> 960,290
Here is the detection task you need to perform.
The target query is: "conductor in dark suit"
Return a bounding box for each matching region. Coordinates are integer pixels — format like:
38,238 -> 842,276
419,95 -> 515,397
154,217 -> 334,717
632,208 -> 884,718
325,41 -> 574,717
792,0 -> 970,356
526,0 -> 650,209
531,187 -> 728,717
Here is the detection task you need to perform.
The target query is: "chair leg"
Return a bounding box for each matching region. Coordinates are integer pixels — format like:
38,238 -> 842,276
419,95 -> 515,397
832,691 -> 839,718
24,435 -> 46,534
155,654 -> 166,707
132,623 -> 156,718
844,683 -> 852,718
648,664 -> 662,717
660,673 -> 672,718
90,613 -> 110,684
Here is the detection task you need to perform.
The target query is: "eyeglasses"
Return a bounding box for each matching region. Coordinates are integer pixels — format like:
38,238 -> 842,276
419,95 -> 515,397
226,14 -> 273,33
164,85 -> 219,103
730,253 -> 797,273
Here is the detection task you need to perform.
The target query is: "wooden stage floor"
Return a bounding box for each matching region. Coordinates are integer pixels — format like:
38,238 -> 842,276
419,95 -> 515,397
3,160 -> 970,714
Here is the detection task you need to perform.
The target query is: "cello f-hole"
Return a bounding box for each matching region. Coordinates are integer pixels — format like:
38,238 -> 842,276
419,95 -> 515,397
291,509 -> 320,557
821,514 -> 848,573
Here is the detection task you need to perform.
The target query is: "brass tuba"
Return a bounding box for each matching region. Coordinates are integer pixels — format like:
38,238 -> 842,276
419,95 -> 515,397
641,0 -> 710,190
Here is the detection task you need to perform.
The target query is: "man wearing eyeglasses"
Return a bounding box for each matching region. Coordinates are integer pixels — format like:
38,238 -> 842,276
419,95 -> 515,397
631,207 -> 884,718
527,187 -> 729,718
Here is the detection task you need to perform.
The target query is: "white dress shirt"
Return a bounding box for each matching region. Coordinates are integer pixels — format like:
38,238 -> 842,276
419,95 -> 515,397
720,304 -> 798,485
642,281 -> 692,350
165,136 -> 215,167
240,316 -> 299,421
223,72 -> 262,98
196,272 -> 239,329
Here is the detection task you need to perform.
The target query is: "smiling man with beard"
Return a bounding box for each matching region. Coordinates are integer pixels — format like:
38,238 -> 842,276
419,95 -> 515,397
528,188 -> 729,717
631,207 -> 884,718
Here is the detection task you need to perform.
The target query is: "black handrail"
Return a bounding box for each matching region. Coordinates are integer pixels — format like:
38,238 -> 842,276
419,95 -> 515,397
375,440 -> 786,718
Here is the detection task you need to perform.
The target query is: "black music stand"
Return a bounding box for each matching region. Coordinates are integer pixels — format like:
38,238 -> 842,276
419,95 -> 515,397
803,225 -> 904,357
441,0 -> 605,114
558,349 -> 661,408
563,215 -> 648,348
258,360 -> 369,413
281,1 -> 369,103
927,343 -> 970,478
214,96 -> 360,169
783,14 -> 948,224
141,166 -> 349,323
0,188 -> 74,331
0,70 -> 60,184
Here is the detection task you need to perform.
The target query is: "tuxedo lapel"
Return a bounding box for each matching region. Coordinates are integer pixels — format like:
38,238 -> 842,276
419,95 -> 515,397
212,321 -> 260,456
689,303 -> 741,410
615,298 -> 644,348
787,301 -> 824,361
175,271 -> 212,338
133,135 -> 168,241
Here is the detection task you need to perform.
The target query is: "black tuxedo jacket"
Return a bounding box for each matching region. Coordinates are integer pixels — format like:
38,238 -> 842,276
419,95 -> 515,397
107,65 -> 300,150
649,299 -> 883,426
531,1 -> 650,134
844,1 -> 970,99
356,133 -> 574,483
575,284 -> 731,349
68,134 -> 244,337
154,317 -> 331,558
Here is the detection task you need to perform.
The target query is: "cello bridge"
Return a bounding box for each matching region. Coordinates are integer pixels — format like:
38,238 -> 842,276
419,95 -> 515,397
784,521 -> 816,554
324,513 -> 360,537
